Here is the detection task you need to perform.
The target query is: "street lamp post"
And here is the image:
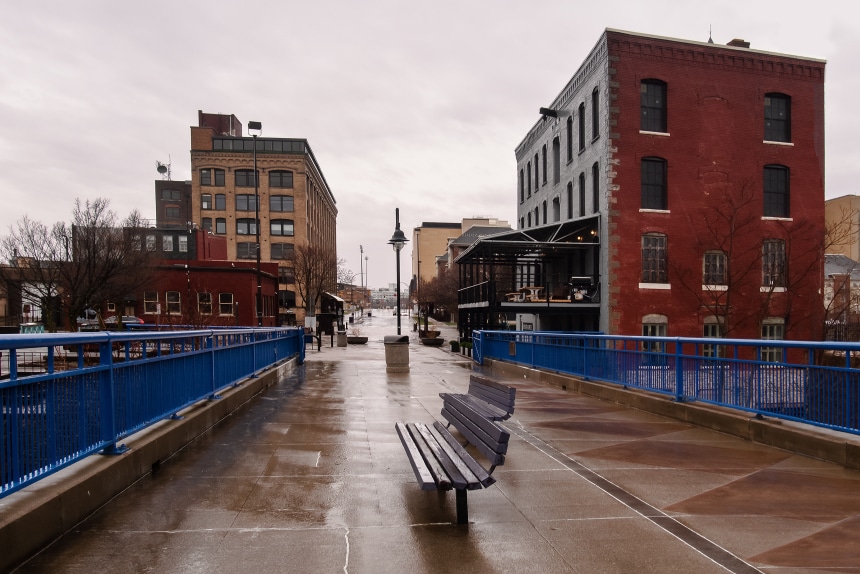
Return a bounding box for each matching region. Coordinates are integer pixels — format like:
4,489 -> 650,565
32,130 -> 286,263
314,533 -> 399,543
248,120 -> 262,327
388,208 -> 408,335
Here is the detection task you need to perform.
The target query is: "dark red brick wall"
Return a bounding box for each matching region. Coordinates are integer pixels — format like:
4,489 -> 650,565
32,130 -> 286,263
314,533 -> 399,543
605,31 -> 825,340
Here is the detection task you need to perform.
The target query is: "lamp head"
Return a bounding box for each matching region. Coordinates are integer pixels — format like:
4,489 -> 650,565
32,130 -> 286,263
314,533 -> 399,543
247,121 -> 262,136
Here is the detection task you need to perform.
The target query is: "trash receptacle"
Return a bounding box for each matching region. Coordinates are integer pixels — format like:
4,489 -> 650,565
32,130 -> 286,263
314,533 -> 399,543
336,330 -> 347,347
384,335 -> 410,373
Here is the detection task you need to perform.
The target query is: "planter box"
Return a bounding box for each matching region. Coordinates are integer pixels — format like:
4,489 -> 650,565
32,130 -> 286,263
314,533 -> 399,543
347,336 -> 368,345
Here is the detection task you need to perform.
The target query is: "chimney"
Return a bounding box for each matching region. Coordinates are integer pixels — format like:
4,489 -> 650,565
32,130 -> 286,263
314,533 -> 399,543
727,38 -> 750,48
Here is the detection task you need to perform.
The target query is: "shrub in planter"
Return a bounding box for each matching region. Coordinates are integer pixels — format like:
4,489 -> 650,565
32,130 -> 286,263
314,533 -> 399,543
449,340 -> 460,352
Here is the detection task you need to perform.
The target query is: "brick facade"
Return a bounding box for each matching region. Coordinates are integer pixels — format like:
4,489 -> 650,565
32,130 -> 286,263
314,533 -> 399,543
515,29 -> 825,340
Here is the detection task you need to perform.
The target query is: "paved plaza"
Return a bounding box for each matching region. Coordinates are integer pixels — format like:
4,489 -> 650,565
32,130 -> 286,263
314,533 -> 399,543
9,312 -> 860,573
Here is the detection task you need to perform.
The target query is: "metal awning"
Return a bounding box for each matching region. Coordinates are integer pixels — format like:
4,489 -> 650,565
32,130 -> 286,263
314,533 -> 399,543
455,215 -> 600,265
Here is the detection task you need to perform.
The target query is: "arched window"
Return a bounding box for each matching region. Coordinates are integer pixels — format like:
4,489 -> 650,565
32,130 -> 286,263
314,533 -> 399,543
640,79 -> 667,132
269,170 -> 294,188
641,157 -> 668,210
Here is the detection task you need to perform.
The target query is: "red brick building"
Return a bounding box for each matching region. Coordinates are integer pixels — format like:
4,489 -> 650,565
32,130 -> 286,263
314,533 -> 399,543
463,29 -> 826,343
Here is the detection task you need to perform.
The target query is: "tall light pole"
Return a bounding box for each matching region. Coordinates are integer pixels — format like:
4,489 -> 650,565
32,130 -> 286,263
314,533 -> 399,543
360,244 -> 364,288
388,208 -> 408,335
248,120 -> 262,327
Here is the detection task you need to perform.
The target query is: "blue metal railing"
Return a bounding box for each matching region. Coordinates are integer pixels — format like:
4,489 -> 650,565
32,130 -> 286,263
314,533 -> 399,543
475,330 -> 860,435
1,328 -> 304,497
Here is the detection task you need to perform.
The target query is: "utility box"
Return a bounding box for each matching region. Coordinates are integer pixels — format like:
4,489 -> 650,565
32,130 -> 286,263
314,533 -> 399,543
384,335 -> 410,373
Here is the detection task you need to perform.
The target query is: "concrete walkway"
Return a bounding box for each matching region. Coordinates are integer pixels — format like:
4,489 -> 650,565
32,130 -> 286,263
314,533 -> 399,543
11,312 -> 860,573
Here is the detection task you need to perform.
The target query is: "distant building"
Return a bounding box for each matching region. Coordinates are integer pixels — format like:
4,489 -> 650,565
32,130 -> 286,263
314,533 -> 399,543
459,29 -> 825,342
825,195 -> 860,261
186,111 -> 337,325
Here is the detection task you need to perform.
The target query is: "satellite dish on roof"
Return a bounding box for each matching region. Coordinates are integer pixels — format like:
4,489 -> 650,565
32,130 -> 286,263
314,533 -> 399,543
156,158 -> 172,180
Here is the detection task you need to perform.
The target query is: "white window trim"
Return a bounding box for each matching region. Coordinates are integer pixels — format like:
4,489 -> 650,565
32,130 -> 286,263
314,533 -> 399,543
760,286 -> 787,293
639,283 -> 671,290
761,216 -> 793,222
763,140 -> 794,147
639,209 -> 670,214
639,130 -> 670,137
702,284 -> 728,292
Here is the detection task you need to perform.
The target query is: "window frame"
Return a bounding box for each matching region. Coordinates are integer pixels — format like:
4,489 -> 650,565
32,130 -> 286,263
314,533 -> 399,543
166,291 -> 181,315
763,165 -> 790,218
703,251 -> 727,286
235,169 -> 258,188
641,157 -> 668,210
640,79 -> 667,133
236,218 -> 259,236
236,242 -> 257,259
641,233 -> 668,284
270,219 -> 295,237
269,170 -> 294,188
762,239 -> 786,288
198,292 -> 212,315
764,93 -> 791,143
235,194 -> 259,212
269,195 -> 294,212
219,292 -> 234,316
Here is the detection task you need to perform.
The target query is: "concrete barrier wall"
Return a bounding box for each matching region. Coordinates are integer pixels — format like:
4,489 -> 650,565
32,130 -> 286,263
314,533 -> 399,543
0,357 -> 299,573
485,358 -> 860,471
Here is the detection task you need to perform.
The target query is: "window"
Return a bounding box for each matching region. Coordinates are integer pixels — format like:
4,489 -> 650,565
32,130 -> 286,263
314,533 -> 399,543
201,194 -> 212,210
278,267 -> 295,284
144,291 -> 158,314
527,212 -> 532,227
552,198 -> 560,222
271,243 -> 294,260
641,157 -> 667,210
166,291 -> 180,315
542,201 -> 547,224
198,292 -> 212,315
200,168 -> 225,186
642,316 -> 668,353
702,320 -> 724,358
541,145 -> 547,184
566,182 -> 573,219
219,292 -> 234,315
641,233 -> 668,283
270,195 -> 294,212
215,218 -> 226,234
592,162 -> 600,213
764,93 -> 791,143
235,169 -> 258,187
236,194 -> 258,211
270,219 -> 294,236
202,217 -> 212,232
236,242 -> 256,259
161,189 -> 180,200
578,173 -> 586,216
178,235 -> 188,253
164,206 -> 180,218
763,165 -> 790,218
640,79 -> 667,132
761,319 -> 785,363
236,218 -> 258,235
592,87 -> 600,139
527,162 -> 532,196
146,235 -> 156,251
519,217 -> 524,229
534,154 -> 539,190
534,207 -> 539,227
552,137 -> 560,183
578,103 -> 586,152
566,117 -> 573,162
519,169 -> 524,203
763,240 -> 786,287
269,170 -> 294,188
162,235 -> 174,252
215,194 -> 226,210
703,251 -> 727,285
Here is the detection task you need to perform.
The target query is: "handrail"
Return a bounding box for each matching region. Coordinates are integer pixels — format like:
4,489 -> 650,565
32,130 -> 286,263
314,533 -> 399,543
474,330 -> 860,435
0,328 -> 304,497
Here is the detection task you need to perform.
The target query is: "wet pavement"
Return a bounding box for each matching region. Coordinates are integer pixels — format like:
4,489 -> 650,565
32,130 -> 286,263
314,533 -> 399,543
11,312 -> 860,573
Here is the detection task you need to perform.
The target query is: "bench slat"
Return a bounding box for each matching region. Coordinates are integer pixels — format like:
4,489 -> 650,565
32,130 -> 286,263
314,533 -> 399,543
414,423 -> 476,490
444,394 -> 509,445
433,422 -> 496,488
470,375 -> 516,398
406,423 -> 454,491
395,422 -> 439,490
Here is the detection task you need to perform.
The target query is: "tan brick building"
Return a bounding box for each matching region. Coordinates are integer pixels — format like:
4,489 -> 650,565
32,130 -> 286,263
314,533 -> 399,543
189,111 -> 337,325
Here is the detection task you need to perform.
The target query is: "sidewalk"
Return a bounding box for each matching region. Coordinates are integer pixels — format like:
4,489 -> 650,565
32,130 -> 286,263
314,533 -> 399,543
11,312 -> 860,573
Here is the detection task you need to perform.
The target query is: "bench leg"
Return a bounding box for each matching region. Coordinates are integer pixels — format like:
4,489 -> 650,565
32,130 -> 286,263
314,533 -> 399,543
455,489 -> 468,524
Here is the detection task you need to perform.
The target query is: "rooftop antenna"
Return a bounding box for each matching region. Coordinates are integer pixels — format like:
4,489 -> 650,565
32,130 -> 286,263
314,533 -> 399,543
708,25 -> 714,44
156,156 -> 172,180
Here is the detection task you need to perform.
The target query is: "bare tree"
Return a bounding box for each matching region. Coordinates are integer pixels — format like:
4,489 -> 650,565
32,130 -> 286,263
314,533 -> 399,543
0,198 -> 156,331
670,183 -> 826,340
293,243 -> 337,317
337,257 -> 356,286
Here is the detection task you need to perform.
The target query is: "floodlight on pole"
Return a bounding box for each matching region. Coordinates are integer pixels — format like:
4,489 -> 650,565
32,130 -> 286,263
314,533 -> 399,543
388,208 -> 408,335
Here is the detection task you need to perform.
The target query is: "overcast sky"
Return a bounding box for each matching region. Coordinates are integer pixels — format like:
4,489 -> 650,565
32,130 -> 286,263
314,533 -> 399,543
1,1 -> 856,288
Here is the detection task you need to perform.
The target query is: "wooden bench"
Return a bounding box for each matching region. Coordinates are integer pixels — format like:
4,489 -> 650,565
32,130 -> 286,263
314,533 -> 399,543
395,393 -> 511,524
440,374 -> 516,422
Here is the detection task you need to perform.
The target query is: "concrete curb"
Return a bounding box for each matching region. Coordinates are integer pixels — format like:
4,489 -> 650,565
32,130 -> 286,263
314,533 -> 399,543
485,358 -> 860,471
0,357 -> 299,574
